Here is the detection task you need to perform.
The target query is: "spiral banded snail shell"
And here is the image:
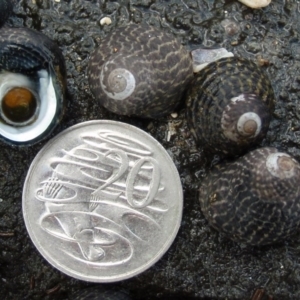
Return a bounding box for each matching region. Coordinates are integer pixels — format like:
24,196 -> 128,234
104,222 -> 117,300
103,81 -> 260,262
186,57 -> 275,157
200,147 -> 300,246
0,27 -> 66,145
88,23 -> 193,118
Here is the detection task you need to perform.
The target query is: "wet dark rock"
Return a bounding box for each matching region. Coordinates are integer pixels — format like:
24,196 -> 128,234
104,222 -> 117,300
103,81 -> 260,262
0,0 -> 15,27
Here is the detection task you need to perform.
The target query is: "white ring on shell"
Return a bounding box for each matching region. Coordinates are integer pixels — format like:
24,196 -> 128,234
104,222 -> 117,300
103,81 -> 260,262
266,153 -> 296,179
237,112 -> 262,137
100,67 -> 136,101
0,70 -> 57,143
222,94 -> 262,142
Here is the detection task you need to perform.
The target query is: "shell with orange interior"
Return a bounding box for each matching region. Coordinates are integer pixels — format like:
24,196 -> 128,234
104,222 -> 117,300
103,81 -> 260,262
0,27 -> 66,145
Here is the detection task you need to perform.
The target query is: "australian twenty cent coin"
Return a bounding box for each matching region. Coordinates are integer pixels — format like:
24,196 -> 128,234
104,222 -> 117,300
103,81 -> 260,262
22,120 -> 183,282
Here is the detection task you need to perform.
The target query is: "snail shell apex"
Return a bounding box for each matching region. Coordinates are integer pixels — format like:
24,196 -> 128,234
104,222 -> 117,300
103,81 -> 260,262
200,147 -> 300,245
88,23 -> 193,118
186,56 -> 275,157
0,27 -> 66,145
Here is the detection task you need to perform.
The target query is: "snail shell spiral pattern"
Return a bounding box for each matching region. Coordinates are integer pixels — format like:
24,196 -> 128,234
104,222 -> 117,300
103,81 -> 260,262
88,23 -> 193,118
0,27 -> 66,145
186,57 -> 275,157
200,147 -> 300,246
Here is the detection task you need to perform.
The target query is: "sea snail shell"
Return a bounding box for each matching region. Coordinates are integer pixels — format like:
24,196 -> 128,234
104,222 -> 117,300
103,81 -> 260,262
186,56 -> 275,157
200,147 -> 300,246
0,27 -> 66,145
88,23 -> 193,118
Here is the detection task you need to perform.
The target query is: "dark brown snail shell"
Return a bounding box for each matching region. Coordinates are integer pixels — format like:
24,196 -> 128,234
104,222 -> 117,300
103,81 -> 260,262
200,147 -> 300,246
0,27 -> 66,145
88,23 -> 193,118
186,56 -> 275,157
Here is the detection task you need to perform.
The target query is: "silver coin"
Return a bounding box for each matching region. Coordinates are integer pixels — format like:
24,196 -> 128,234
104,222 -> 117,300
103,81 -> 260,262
22,120 -> 183,282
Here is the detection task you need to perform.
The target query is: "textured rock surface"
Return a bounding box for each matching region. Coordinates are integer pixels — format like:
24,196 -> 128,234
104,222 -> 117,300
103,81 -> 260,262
1,0 -> 300,299
0,0 -> 15,27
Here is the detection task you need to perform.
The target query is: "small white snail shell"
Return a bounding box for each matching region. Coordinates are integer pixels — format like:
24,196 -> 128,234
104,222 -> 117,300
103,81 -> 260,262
238,0 -> 271,9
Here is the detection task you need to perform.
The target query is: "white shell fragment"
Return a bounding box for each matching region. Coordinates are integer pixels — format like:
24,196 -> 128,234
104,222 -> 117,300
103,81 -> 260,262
238,0 -> 271,9
100,17 -> 112,26
191,48 -> 234,73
